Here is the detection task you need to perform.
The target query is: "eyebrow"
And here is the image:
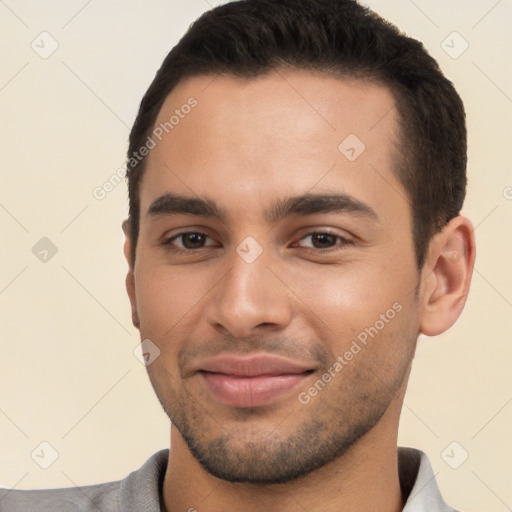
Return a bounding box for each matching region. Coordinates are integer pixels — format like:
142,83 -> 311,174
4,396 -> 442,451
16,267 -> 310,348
146,192 -> 378,223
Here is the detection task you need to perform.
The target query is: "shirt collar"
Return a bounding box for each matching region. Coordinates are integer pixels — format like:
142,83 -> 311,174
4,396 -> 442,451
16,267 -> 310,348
399,447 -> 457,511
121,447 -> 457,512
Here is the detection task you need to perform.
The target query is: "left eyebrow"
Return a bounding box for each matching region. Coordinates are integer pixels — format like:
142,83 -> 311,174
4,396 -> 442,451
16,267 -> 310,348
146,192 -> 379,224
264,193 -> 379,223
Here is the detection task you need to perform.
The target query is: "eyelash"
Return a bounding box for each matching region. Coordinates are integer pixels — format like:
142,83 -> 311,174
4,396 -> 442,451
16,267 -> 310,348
161,230 -> 353,253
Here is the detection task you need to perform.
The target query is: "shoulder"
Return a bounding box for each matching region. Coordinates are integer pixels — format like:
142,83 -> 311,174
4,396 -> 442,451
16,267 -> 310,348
0,480 -> 120,512
0,449 -> 169,512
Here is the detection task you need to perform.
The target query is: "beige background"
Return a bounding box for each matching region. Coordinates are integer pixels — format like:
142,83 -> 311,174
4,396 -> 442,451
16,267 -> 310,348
0,0 -> 511,510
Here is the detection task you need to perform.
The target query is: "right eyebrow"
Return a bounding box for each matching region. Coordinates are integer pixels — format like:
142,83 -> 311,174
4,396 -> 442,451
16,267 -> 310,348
146,193 -> 228,222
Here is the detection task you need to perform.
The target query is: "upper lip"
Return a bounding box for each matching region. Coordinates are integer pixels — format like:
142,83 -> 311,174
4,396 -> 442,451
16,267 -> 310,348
197,354 -> 315,377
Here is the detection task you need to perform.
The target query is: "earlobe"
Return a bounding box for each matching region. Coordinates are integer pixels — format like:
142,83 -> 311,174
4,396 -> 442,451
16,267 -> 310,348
122,219 -> 140,330
419,216 -> 476,336
126,271 -> 140,329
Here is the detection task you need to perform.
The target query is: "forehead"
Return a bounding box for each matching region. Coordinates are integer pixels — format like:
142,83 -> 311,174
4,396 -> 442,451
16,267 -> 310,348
139,70 -> 406,222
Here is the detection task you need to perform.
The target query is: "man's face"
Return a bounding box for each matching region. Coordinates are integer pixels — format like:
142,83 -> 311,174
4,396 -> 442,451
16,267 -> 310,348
127,71 -> 423,483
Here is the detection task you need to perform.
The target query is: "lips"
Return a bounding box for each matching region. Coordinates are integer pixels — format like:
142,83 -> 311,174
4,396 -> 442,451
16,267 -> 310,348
196,354 -> 315,407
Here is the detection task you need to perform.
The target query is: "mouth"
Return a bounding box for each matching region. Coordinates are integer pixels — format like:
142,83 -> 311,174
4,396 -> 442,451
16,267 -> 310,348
196,354 -> 316,408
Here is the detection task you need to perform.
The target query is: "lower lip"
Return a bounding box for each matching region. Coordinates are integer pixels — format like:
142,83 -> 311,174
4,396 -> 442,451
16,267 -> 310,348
199,371 -> 311,407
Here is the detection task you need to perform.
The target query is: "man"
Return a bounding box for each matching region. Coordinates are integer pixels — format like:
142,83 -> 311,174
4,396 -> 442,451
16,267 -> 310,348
0,0 -> 475,510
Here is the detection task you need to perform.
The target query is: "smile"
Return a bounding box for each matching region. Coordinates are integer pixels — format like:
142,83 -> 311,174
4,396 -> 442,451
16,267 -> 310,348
196,354 -> 316,407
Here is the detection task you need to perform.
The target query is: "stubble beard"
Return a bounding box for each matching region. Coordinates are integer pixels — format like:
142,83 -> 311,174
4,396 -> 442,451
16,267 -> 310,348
149,347 -> 414,485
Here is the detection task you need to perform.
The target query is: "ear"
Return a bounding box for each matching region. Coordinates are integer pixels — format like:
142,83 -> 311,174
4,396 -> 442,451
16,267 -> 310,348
419,216 -> 476,336
122,219 -> 140,329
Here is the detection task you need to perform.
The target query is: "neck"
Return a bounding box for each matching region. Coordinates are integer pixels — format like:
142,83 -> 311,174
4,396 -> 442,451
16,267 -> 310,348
162,403 -> 405,512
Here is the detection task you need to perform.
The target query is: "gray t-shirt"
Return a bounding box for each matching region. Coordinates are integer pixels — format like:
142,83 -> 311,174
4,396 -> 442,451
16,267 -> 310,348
0,447 -> 458,511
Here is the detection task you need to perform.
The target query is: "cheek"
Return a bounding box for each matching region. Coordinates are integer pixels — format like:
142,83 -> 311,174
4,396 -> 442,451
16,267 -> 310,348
293,257 -> 418,348
134,262 -> 209,342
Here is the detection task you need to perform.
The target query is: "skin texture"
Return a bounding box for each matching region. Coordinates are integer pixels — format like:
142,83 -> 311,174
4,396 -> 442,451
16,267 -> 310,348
123,70 -> 475,512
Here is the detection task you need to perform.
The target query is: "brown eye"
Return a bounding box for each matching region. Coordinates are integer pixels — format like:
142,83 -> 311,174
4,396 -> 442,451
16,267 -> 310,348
167,232 -> 215,250
296,231 -> 351,250
181,233 -> 207,249
310,233 -> 338,248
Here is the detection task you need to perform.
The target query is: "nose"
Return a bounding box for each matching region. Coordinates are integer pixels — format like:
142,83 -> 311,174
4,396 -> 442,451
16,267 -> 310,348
205,248 -> 293,339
